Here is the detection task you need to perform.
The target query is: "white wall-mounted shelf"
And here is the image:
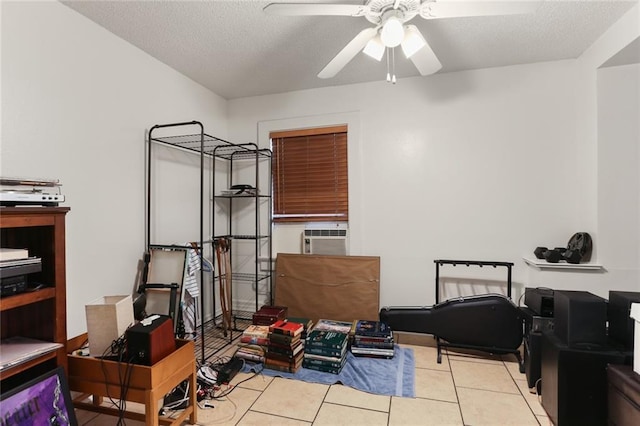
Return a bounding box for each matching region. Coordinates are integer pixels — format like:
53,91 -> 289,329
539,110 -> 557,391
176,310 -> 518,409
523,257 -> 604,271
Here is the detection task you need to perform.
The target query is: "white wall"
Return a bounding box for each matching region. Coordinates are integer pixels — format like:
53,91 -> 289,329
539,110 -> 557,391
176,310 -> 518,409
597,64 -> 639,289
228,59 -> 599,307
1,1 -> 227,338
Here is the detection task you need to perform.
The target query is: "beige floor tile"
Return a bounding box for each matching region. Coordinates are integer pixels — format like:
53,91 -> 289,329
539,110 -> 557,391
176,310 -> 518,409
513,378 -> 546,416
451,360 -> 519,394
457,387 -> 539,426
414,368 -> 457,402
536,413 -> 552,425
405,344 -> 450,371
251,377 -> 329,422
389,396 -> 463,426
312,402 -> 389,426
232,369 -> 274,391
324,384 -> 390,412
502,353 -> 526,380
238,410 -> 312,425
196,387 -> 262,425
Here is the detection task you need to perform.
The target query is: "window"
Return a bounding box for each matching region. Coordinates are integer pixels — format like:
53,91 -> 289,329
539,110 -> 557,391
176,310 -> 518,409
271,125 -> 348,223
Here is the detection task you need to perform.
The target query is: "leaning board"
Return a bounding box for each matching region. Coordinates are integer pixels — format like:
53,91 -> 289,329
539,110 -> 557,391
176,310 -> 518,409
274,254 -> 380,324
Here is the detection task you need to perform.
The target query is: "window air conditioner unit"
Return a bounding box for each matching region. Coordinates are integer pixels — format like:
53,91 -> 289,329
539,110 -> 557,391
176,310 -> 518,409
301,229 -> 348,256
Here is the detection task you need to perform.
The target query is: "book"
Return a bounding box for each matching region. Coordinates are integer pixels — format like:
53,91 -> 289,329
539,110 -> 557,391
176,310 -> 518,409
287,317 -> 313,331
240,335 -> 269,346
234,349 -> 265,363
352,334 -> 394,344
0,248 -> 29,262
263,361 -> 301,374
269,320 -> 303,337
268,332 -> 300,346
313,319 -> 353,334
265,354 -> 303,373
351,340 -> 395,349
302,355 -> 346,370
242,325 -> 270,338
353,320 -> 393,338
350,346 -> 395,358
304,344 -> 347,359
302,358 -> 346,374
306,329 -> 349,350
266,350 -> 304,364
303,352 -> 344,363
267,340 -> 303,357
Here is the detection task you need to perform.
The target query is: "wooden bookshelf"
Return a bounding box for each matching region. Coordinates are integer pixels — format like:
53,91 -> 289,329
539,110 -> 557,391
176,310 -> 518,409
0,207 -> 70,383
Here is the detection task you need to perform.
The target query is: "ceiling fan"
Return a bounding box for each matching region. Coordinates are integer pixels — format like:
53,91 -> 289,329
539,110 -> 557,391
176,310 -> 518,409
264,0 -> 540,80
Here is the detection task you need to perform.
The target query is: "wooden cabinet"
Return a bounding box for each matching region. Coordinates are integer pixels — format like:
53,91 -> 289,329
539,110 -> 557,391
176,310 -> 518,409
0,207 -> 70,385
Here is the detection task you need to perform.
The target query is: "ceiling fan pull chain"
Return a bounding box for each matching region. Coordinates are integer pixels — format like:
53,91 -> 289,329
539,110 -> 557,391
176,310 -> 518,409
392,47 -> 397,84
386,47 -> 391,82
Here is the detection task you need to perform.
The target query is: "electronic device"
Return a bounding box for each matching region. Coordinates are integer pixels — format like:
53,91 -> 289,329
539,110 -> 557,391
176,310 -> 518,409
215,357 -> 244,384
520,306 -> 554,392
0,275 -> 28,297
524,287 -> 554,317
541,332 -> 626,426
0,191 -> 65,206
0,176 -> 65,206
553,290 -> 607,348
126,315 -> 175,365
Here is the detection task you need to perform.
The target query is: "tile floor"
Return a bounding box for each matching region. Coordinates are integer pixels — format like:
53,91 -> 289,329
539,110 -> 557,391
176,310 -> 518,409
74,333 -> 551,425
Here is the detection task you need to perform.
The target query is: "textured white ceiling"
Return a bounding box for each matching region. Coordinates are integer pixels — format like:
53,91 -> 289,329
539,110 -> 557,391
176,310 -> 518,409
61,0 -> 638,100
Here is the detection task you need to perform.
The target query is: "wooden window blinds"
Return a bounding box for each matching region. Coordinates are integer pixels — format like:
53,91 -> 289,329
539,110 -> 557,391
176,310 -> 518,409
271,125 -> 348,223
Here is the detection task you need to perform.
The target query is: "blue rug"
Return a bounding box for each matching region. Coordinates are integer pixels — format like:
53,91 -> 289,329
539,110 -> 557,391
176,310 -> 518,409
243,346 -> 415,397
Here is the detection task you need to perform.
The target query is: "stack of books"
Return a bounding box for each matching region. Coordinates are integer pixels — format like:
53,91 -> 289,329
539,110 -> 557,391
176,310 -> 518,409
303,319 -> 351,374
350,320 -> 395,358
264,320 -> 304,373
235,325 -> 270,363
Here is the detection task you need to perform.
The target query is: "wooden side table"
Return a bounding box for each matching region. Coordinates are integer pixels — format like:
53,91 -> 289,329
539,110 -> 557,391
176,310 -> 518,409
67,334 -> 197,425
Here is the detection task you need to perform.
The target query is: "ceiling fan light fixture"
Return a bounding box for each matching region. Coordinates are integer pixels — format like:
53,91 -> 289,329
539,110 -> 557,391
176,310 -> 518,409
401,25 -> 427,58
380,16 -> 405,47
363,35 -> 385,61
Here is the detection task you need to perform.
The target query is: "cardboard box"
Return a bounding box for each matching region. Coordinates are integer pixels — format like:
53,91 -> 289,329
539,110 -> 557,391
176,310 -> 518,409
630,302 -> 640,375
85,295 -> 134,357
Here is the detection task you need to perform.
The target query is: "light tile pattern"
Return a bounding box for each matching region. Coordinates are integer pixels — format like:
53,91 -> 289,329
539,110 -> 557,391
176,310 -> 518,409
75,340 -> 550,425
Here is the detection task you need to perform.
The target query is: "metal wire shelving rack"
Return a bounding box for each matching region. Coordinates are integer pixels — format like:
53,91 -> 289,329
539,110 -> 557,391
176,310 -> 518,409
147,121 -> 272,363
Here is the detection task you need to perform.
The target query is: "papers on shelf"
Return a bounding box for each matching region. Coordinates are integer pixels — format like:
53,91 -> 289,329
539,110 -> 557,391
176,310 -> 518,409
0,336 -> 63,371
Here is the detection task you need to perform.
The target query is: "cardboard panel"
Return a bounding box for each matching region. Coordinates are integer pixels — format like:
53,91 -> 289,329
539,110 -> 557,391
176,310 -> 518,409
274,254 -> 380,324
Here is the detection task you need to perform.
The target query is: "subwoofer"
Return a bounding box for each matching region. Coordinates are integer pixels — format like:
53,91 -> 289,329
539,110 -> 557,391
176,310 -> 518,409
553,290 -> 607,348
541,332 -> 626,426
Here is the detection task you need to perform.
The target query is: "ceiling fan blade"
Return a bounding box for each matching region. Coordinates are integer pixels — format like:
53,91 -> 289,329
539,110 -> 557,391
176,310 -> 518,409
409,36 -> 442,76
264,3 -> 368,17
318,27 -> 378,79
422,1 -> 541,20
